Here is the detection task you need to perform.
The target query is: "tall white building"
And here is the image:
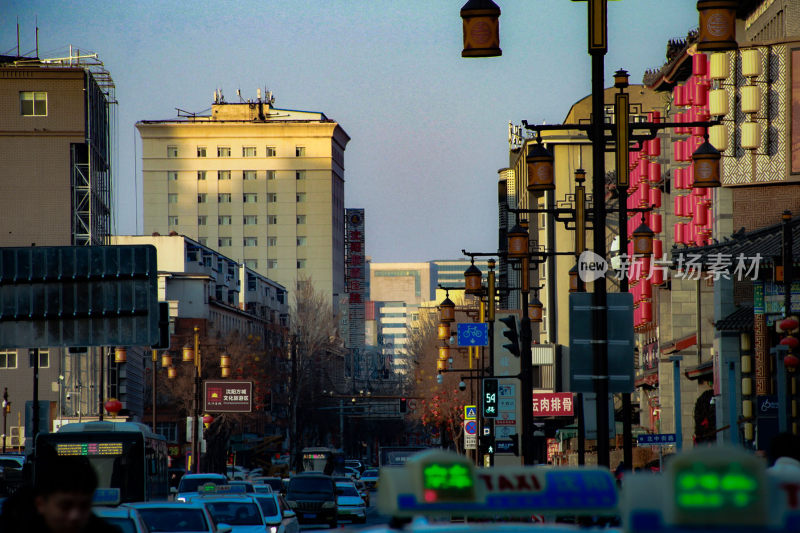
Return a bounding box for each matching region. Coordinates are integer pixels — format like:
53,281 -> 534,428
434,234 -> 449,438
136,91 -> 349,303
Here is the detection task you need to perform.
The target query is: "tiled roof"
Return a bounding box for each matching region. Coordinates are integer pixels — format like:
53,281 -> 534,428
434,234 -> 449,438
715,305 -> 754,332
671,216 -> 800,270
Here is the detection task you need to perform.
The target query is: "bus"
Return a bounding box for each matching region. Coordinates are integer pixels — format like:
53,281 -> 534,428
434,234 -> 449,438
301,447 -> 345,475
35,421 -> 169,503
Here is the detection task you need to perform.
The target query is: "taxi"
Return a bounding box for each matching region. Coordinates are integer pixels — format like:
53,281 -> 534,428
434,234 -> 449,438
368,447 -> 800,533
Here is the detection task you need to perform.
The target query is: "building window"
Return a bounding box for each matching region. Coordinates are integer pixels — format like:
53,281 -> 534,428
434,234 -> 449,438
268,215 -> 277,224
218,170 -> 231,180
217,146 -> 231,157
266,146 -> 276,157
243,170 -> 257,181
297,215 -> 306,224
244,237 -> 258,247
167,145 -> 178,158
243,146 -> 257,157
197,171 -> 206,181
244,259 -> 258,269
20,91 -> 47,116
268,237 -> 277,247
268,260 -> 278,269
218,215 -> 232,225
297,237 -> 306,246
198,216 -> 207,225
296,170 -> 306,180
266,170 -> 276,180
169,216 -> 179,225
29,350 -> 49,368
198,237 -> 207,246
295,146 -> 306,157
218,193 -> 231,203
197,146 -> 207,157
244,215 -> 257,225
218,237 -> 232,247
297,260 -> 307,269
296,193 -> 306,203
168,194 -> 178,204
198,193 -> 207,203
0,350 -> 17,369
267,193 -> 277,203
168,171 -> 178,181
243,193 -> 258,203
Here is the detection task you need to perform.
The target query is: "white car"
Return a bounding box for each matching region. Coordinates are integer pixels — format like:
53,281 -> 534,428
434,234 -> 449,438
94,506 -> 150,533
335,482 -> 366,523
252,493 -> 299,533
201,497 -> 268,533
126,502 -> 228,533
360,469 -> 379,490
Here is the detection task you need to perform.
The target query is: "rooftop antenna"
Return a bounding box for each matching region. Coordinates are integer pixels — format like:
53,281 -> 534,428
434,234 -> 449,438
16,17 -> 20,57
35,16 -> 39,57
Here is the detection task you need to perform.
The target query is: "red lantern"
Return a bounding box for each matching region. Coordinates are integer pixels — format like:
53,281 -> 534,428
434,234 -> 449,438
785,354 -> 800,370
675,223 -> 685,244
653,239 -> 663,259
675,195 -> 685,217
650,188 -> 662,209
779,317 -> 800,332
104,398 -> 123,416
693,53 -> 708,77
652,268 -> 665,286
642,301 -> 653,322
780,336 -> 800,350
694,204 -> 708,226
203,414 -> 215,426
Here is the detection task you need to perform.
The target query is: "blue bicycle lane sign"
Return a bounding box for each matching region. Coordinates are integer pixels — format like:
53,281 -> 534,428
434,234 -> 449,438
457,322 -> 489,346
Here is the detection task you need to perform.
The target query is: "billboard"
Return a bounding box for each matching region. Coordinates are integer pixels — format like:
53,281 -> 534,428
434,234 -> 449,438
345,209 -> 366,350
204,381 -> 253,413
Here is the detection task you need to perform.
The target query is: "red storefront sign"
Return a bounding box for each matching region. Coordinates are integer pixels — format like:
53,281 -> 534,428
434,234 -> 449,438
532,392 -> 574,416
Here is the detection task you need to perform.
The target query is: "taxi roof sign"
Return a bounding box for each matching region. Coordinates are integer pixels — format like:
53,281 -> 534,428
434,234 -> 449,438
620,446 -> 799,533
199,483 -> 246,494
377,449 -> 617,518
92,488 -> 121,506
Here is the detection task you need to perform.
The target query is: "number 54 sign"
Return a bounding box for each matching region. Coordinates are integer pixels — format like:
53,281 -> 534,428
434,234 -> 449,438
483,378 -> 498,418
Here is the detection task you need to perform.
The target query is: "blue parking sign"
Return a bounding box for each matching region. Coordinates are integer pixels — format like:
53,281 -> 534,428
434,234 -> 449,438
457,323 -> 489,346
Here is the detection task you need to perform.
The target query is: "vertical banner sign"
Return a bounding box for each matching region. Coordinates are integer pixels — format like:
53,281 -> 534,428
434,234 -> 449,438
345,209 -> 366,352
615,92 -> 629,187
483,378 -> 498,418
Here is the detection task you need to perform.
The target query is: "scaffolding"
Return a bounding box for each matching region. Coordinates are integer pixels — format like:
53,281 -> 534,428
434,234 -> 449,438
11,47 -> 116,245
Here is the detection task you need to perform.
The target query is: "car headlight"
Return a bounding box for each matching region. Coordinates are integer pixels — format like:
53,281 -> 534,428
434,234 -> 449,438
269,527 -> 278,533
176,497 -> 186,502
321,501 -> 336,509
286,500 -> 297,509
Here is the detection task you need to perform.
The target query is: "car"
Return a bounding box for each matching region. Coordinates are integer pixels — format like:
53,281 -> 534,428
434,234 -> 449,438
360,469 -> 379,490
226,466 -> 249,481
335,482 -> 366,523
227,481 -> 256,493
126,502 -> 226,533
200,497 -> 267,533
252,493 -> 299,533
344,460 -> 363,474
252,477 -> 283,493
176,473 -> 228,502
253,484 -> 274,495
354,479 -> 370,507
285,473 -> 338,528
344,466 -> 361,479
94,505 -> 150,533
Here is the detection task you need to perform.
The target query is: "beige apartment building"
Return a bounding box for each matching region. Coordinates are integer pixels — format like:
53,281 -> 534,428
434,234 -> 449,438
136,91 -> 350,302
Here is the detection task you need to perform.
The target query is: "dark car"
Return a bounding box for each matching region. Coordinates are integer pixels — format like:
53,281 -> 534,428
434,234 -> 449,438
285,473 -> 337,528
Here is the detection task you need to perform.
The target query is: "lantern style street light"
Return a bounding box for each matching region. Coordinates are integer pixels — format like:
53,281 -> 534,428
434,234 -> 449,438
632,220 -> 655,257
527,137 -> 555,192
460,0 -> 501,58
529,297 -> 544,323
692,135 -> 722,188
696,0 -> 738,52
507,221 -> 529,259
439,293 -> 456,323
464,261 -> 483,295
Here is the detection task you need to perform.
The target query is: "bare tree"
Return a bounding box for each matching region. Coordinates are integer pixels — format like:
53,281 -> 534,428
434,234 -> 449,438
405,312 -> 466,452
289,275 -> 343,469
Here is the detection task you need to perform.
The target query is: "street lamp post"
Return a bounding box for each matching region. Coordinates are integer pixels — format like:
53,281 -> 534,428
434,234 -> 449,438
2,388 -> 9,454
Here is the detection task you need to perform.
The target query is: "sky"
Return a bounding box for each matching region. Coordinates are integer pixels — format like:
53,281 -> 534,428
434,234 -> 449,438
3,1 -> 698,263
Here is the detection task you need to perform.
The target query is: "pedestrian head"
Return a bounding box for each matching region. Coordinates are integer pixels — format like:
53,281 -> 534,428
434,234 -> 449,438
34,456 -> 98,533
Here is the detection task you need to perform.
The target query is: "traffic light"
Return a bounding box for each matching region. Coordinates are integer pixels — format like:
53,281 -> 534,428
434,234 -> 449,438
479,435 -> 495,457
400,398 -> 407,413
509,434 -> 520,456
482,378 -> 498,418
499,315 -> 520,357
153,302 -> 170,349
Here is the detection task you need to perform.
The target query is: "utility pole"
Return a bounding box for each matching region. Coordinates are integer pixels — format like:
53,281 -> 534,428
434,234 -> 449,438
2,388 -> 9,454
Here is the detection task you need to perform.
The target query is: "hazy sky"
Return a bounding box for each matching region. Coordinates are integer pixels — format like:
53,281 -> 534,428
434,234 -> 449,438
3,1 -> 698,262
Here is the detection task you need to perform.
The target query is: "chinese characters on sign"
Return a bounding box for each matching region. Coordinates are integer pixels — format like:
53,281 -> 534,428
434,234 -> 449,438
636,433 -> 677,446
532,393 -> 574,417
204,381 -> 253,413
613,252 -> 762,282
345,209 -> 366,350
